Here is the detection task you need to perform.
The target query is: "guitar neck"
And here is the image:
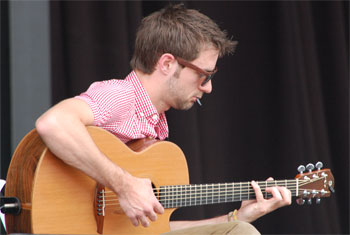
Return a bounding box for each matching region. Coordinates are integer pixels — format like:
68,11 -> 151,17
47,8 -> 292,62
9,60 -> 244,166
158,179 -> 298,209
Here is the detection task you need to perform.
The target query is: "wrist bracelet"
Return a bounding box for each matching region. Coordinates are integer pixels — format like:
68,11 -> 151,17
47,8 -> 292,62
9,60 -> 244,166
227,209 -> 238,222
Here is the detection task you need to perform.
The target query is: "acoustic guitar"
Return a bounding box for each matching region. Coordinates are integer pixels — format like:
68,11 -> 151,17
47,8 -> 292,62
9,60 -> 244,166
4,126 -> 334,234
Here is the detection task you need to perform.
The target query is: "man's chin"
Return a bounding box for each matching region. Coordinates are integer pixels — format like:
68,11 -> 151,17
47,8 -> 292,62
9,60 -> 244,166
174,101 -> 195,111
182,101 -> 195,110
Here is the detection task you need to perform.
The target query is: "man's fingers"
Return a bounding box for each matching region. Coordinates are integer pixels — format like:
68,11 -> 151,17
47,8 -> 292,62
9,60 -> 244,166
130,216 -> 140,227
266,186 -> 282,200
145,210 -> 158,222
251,180 -> 264,201
139,215 -> 150,227
154,202 -> 164,215
278,186 -> 292,205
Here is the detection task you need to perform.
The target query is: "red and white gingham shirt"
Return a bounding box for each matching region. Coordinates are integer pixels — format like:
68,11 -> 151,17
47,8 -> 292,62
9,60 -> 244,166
76,71 -> 169,143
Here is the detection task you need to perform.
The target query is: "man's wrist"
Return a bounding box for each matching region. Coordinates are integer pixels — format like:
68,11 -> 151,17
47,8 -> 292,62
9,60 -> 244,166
227,209 -> 238,222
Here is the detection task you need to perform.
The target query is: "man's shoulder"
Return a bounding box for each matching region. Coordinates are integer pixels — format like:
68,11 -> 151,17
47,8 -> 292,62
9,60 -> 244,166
92,78 -> 133,89
88,78 -> 135,95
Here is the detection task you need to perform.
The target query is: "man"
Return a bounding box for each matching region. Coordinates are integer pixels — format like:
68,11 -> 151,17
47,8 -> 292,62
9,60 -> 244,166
36,4 -> 291,234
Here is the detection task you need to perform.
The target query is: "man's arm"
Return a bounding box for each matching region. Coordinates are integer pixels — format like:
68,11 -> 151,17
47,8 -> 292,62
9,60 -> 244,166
169,179 -> 291,231
35,98 -> 164,227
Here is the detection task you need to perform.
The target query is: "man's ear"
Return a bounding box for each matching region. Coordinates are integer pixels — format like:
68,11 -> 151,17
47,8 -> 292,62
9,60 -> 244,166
157,53 -> 177,75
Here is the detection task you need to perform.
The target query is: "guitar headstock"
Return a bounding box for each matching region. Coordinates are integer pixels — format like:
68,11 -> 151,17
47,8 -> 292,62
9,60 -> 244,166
295,162 -> 334,205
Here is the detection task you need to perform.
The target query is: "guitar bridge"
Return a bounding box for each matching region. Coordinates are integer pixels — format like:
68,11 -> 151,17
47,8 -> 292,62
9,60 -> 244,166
94,183 -> 105,234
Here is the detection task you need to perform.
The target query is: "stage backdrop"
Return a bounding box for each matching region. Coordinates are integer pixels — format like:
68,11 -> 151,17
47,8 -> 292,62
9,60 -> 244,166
1,1 -> 348,234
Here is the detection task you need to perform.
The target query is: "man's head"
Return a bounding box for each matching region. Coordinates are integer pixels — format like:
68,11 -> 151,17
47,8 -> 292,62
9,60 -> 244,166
130,4 -> 237,74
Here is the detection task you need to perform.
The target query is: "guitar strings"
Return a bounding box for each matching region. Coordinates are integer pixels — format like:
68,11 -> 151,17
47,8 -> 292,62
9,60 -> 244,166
100,188 -> 300,208
96,178 -> 325,208
100,179 -> 302,195
100,178 -> 314,197
100,186 -> 318,208
98,179 -> 317,198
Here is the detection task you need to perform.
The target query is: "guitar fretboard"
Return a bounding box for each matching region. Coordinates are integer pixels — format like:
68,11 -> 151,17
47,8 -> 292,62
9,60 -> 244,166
158,180 -> 298,209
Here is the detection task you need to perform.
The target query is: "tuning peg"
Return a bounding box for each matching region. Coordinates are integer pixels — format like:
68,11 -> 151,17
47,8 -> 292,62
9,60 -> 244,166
297,165 -> 305,174
307,199 -> 312,205
306,163 -> 315,172
296,198 -> 305,205
316,198 -> 321,204
315,162 -> 323,170
329,185 -> 335,193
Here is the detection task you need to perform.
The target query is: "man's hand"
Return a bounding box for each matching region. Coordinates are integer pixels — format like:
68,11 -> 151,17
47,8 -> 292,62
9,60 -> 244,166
236,177 -> 291,223
116,173 -> 164,227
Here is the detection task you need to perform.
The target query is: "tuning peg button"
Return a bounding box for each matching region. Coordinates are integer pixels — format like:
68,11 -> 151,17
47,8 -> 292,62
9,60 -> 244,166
307,199 -> 312,205
315,162 -> 323,170
297,165 -> 305,174
306,163 -> 315,172
316,198 -> 321,204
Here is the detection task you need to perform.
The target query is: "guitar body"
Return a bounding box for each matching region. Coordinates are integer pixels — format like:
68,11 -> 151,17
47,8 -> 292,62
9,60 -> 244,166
5,126 -> 189,234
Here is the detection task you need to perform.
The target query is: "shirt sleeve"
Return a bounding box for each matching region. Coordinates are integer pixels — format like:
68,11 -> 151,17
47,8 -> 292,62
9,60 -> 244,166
75,80 -> 135,127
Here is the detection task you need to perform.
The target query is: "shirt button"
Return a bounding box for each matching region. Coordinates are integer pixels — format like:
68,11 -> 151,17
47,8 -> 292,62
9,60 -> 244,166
152,114 -> 158,120
140,112 -> 144,117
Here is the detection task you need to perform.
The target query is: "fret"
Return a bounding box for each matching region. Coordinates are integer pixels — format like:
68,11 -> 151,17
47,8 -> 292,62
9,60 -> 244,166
197,184 -> 203,205
208,184 -> 212,204
206,184 -> 208,205
194,185 -> 198,206
239,182 -> 242,201
215,184 -> 219,204
173,185 -> 176,207
233,182 -> 236,202
220,183 -> 226,203
170,185 -> 174,208
214,184 -> 219,204
247,182 -> 250,200
176,185 -> 180,207
185,185 -> 190,207
189,185 -> 192,207
174,185 -> 178,207
217,184 -> 221,203
175,185 -> 180,207
186,185 -> 189,206
166,185 -> 169,208
166,185 -> 170,208
170,185 -> 173,207
226,183 -> 231,202
202,184 -> 206,205
183,185 -> 186,207
180,185 -> 183,207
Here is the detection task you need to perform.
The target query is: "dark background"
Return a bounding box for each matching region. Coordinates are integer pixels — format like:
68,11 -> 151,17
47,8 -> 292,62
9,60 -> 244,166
1,1 -> 349,234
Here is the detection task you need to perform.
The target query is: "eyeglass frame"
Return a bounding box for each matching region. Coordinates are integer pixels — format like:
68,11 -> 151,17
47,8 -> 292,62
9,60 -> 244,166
175,57 -> 218,86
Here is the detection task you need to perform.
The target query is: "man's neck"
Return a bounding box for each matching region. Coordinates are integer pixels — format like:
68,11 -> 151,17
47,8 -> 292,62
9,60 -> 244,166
134,70 -> 170,114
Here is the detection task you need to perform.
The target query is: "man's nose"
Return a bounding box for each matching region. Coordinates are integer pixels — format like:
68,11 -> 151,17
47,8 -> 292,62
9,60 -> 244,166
199,80 -> 212,94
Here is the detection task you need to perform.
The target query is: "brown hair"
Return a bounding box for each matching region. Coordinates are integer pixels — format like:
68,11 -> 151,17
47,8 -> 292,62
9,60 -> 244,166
130,4 -> 237,74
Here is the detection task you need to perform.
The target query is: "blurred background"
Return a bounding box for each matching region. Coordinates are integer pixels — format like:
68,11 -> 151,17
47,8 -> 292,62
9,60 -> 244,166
1,1 -> 348,234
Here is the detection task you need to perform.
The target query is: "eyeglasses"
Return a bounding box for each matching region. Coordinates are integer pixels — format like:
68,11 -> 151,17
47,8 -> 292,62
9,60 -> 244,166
175,57 -> 218,86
